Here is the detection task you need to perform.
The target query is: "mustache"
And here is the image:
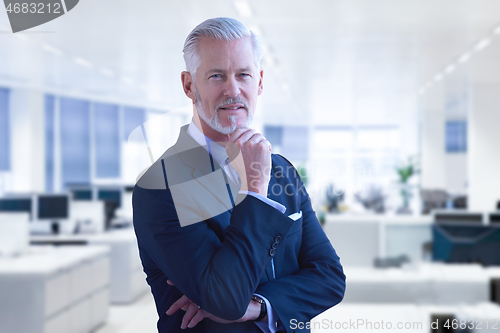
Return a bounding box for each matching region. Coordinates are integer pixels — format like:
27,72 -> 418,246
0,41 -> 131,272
215,98 -> 249,111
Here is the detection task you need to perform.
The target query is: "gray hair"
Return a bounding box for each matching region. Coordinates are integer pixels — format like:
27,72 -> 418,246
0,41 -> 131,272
183,17 -> 263,79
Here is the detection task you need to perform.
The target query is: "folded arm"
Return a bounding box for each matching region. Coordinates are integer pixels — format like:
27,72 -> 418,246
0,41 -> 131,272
133,185 -> 294,320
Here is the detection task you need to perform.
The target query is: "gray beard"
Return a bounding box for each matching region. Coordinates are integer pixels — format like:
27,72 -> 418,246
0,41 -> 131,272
194,88 -> 253,135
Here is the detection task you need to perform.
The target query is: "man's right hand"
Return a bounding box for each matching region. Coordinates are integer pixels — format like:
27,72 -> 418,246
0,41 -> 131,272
225,128 -> 272,196
166,280 -> 262,328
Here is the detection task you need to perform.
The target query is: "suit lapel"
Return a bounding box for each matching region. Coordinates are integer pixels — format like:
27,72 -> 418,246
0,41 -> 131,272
172,126 -> 278,281
173,126 -> 235,212
265,161 -> 283,208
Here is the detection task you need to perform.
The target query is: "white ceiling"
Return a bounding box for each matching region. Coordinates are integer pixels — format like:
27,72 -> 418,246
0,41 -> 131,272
1,0 -> 500,125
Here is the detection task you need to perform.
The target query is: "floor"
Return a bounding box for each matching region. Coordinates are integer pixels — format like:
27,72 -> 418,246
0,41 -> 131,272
95,293 -> 158,333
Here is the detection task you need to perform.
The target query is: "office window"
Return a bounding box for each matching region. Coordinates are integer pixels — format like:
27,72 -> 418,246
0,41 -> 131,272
310,126 -> 401,196
264,126 -> 283,147
356,127 -> 400,151
44,95 -> 55,192
0,88 -> 10,171
60,97 -> 91,187
123,106 -> 145,141
446,121 -> 467,153
94,103 -> 120,178
282,126 -> 308,163
356,127 -> 400,177
263,126 -> 309,163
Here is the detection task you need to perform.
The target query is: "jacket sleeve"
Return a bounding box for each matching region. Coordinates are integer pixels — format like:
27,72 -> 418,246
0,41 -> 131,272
254,160 -> 346,332
133,170 -> 294,320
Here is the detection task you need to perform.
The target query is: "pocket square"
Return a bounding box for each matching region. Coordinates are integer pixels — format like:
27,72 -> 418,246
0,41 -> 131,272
288,210 -> 302,221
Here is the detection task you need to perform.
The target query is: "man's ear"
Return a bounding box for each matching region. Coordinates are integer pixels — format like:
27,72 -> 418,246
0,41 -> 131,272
181,71 -> 196,102
257,69 -> 264,95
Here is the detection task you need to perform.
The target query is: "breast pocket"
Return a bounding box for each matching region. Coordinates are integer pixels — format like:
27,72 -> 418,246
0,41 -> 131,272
287,210 -> 303,236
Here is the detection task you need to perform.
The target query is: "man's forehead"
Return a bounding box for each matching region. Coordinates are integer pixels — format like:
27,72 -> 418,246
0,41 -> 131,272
197,38 -> 256,75
198,35 -> 251,48
198,37 -> 253,59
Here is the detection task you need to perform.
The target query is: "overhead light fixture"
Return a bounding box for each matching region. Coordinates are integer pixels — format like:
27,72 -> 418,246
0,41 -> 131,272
147,87 -> 163,101
445,64 -> 456,74
74,57 -> 93,68
234,0 -> 253,18
14,34 -> 28,40
434,73 -> 443,82
418,87 -> 426,95
42,43 -> 63,56
148,92 -> 163,101
474,38 -> 492,51
458,52 -> 471,64
494,25 -> 500,35
121,76 -> 134,85
100,68 -> 115,77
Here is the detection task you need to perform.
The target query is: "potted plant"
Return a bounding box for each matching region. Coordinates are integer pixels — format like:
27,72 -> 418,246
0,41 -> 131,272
396,156 -> 419,214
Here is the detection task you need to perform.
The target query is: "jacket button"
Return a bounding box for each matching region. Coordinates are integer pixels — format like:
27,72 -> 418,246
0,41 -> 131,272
271,242 -> 278,249
274,235 -> 282,243
269,248 -> 276,257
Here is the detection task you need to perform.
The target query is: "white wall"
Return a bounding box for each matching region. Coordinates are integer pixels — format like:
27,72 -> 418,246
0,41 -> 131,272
9,88 -> 45,193
445,153 -> 467,194
468,85 -> 500,211
420,85 -> 447,189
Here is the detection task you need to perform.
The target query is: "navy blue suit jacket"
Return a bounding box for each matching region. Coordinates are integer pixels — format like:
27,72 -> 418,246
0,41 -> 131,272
133,125 -> 345,333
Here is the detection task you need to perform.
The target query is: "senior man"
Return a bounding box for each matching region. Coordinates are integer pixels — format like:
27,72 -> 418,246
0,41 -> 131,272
133,17 -> 345,333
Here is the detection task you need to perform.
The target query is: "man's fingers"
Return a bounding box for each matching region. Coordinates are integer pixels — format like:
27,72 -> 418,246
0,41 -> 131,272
167,279 -> 174,286
247,133 -> 266,145
187,309 -> 206,328
166,295 -> 191,315
181,302 -> 201,329
228,127 -> 252,143
234,129 -> 256,146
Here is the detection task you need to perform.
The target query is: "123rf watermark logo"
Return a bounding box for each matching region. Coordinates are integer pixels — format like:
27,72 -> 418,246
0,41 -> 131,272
3,0 -> 79,33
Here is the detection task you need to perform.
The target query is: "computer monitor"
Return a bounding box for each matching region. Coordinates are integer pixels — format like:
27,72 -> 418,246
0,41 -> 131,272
37,195 -> 69,220
66,184 -> 93,201
97,188 -> 122,207
0,197 -> 33,220
36,194 -> 69,234
432,224 -> 500,266
490,213 -> 500,226
72,189 -> 93,200
434,211 -> 483,225
97,188 -> 122,229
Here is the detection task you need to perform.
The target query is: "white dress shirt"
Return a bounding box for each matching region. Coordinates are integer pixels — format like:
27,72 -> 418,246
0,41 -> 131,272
187,120 -> 285,333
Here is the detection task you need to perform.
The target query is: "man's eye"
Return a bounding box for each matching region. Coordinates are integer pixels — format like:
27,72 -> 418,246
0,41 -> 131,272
239,73 -> 251,77
210,74 -> 221,78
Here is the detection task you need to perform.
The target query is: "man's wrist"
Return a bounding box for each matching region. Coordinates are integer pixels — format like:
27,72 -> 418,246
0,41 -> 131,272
237,297 -> 262,322
246,182 -> 268,196
251,295 -> 267,322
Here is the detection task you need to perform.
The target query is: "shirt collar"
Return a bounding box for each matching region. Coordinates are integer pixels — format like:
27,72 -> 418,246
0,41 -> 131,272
187,119 -> 229,167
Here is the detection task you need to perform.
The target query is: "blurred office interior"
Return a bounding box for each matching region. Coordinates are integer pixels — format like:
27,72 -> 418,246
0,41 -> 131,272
1,0 -> 500,332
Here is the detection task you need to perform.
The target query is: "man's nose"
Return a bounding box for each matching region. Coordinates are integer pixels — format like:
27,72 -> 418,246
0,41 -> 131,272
223,77 -> 241,97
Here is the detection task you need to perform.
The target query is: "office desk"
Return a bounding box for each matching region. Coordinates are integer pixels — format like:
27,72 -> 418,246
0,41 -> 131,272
324,215 -> 433,266
0,246 -> 110,333
343,263 -> 491,304
31,229 -> 148,304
